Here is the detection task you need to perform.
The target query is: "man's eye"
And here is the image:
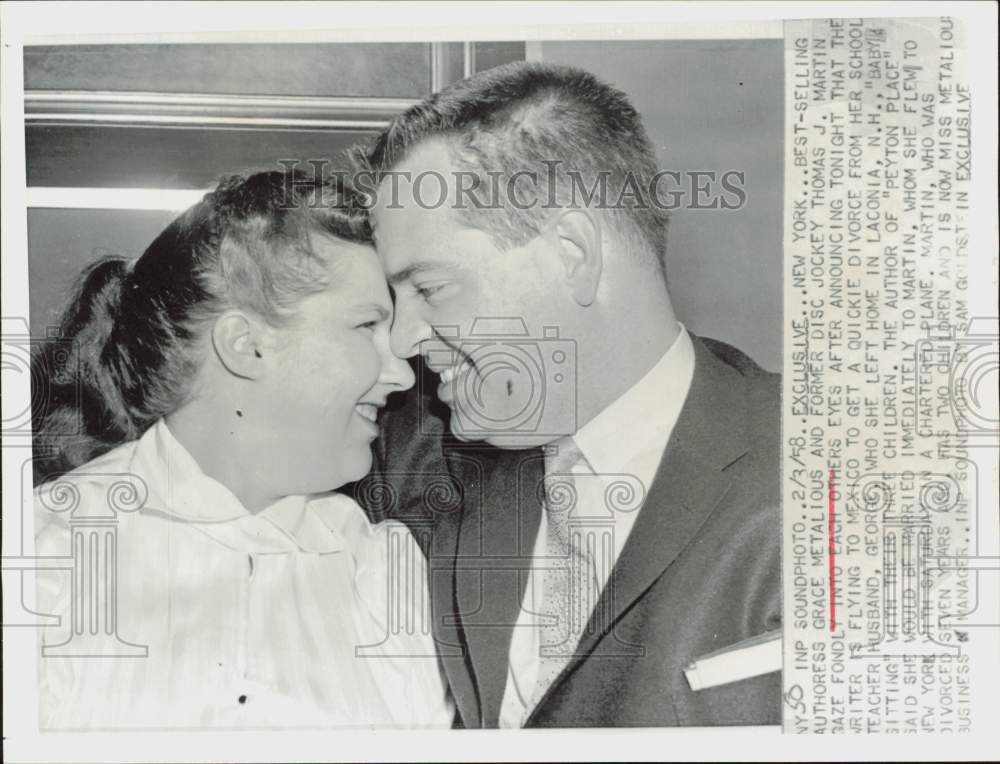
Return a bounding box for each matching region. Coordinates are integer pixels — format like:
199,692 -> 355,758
416,284 -> 446,300
356,320 -> 378,332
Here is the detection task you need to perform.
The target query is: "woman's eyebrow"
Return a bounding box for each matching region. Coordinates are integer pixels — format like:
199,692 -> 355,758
352,304 -> 391,321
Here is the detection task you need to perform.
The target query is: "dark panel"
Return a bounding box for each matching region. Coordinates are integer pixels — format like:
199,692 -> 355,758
24,43 -> 432,98
26,125 -> 376,189
28,208 -> 180,337
473,42 -> 526,73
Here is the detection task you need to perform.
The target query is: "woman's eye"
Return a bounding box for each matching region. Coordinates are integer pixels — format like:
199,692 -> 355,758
356,320 -> 378,332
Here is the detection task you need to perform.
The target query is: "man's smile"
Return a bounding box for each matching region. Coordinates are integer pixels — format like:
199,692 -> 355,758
436,357 -> 474,402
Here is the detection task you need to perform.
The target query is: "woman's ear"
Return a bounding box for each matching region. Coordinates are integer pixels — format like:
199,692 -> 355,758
552,208 -> 603,306
211,310 -> 268,379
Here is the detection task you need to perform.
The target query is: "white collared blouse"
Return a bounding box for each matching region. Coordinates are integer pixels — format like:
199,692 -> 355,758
33,419 -> 452,730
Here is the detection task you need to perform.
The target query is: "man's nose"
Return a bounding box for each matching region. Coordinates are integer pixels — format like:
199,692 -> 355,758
389,300 -> 430,360
379,345 -> 416,393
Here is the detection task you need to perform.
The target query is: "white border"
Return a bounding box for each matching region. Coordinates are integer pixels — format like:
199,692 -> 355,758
3,2 -> 998,762
25,188 -> 208,211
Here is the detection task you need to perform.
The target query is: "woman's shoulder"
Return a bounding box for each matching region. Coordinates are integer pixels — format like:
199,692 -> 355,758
307,495 -> 449,724
35,437 -> 140,490
306,493 -> 428,605
33,438 -> 145,537
307,491 -> 419,553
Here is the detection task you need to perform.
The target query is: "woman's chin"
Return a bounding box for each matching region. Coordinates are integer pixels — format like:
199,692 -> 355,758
349,460 -> 374,486
279,443 -> 374,496
333,448 -> 375,489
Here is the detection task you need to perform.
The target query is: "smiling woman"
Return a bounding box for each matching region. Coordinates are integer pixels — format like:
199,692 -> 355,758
31,170 -> 401,487
29,170 -> 447,730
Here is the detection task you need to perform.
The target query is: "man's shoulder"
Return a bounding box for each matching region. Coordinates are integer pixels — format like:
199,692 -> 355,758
689,335 -> 780,510
696,334 -> 780,428
698,335 -> 778,383
680,338 -> 781,625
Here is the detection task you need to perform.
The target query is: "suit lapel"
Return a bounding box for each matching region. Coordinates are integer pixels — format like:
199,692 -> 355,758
448,443 -> 544,727
424,467 -> 474,727
526,337 -> 751,718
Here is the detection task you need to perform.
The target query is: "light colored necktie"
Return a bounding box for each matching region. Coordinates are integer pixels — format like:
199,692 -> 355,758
531,438 -> 599,705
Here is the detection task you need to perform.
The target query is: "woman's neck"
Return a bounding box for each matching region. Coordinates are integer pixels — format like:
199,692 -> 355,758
165,396 -> 280,514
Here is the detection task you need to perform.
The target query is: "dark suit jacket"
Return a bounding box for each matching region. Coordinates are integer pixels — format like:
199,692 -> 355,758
354,335 -> 781,727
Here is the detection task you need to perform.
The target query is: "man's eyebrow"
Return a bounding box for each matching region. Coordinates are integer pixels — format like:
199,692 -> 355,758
387,260 -> 458,286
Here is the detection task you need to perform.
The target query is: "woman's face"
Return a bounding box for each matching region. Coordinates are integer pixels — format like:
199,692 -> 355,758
263,236 -> 414,493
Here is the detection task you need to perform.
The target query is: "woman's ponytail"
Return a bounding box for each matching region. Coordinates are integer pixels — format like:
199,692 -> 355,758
31,256 -> 138,483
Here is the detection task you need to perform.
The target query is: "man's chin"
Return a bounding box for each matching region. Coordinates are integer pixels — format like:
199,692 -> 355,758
448,424 -> 476,444
445,413 -> 481,444
446,414 -> 557,450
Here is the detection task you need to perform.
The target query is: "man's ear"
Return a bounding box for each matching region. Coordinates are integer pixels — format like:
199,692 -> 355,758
211,310 -> 268,379
552,208 -> 603,306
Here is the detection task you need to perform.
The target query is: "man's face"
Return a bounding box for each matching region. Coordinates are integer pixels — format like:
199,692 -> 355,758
372,140 -> 578,448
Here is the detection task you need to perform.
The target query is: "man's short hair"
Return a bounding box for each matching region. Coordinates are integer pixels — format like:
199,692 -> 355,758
357,61 -> 669,276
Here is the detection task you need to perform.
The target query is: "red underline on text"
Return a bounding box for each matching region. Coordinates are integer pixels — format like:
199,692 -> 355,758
828,468 -> 837,632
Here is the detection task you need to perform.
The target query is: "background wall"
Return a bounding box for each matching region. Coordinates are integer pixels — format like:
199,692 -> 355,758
533,40 -> 783,371
28,209 -> 178,332
24,41 -> 523,334
26,39 -> 782,371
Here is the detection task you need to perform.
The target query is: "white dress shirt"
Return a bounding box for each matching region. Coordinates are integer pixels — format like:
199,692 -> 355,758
33,419 -> 452,730
499,325 -> 696,727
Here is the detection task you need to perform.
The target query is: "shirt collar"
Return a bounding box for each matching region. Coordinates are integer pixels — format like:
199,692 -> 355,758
572,324 -> 695,485
128,419 -> 343,554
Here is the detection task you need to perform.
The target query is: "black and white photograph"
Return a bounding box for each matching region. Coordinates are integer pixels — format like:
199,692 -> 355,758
2,2 -> 997,762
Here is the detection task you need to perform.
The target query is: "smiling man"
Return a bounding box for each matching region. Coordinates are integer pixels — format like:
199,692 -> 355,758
354,61 -> 781,728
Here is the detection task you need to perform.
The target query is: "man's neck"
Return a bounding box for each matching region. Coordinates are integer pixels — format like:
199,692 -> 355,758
575,290 -> 680,433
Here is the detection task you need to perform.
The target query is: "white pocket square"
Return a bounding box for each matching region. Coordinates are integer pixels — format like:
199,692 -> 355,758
684,629 -> 782,691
